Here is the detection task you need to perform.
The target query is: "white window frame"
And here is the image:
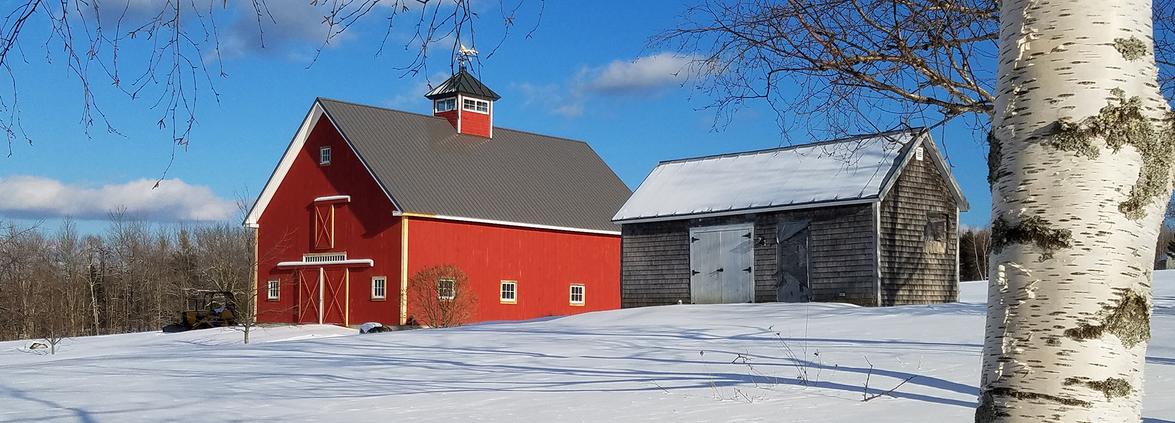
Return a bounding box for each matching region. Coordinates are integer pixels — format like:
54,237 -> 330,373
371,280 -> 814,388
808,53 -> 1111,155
267,280 -> 280,301
569,284 -> 585,306
434,98 -> 456,113
319,146 -> 332,165
437,278 -> 456,301
462,98 -> 489,114
371,276 -> 387,300
500,280 -> 517,304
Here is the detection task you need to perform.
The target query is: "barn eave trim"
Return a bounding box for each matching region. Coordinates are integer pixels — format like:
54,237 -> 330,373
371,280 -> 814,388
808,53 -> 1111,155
393,211 -> 621,236
613,197 -> 880,225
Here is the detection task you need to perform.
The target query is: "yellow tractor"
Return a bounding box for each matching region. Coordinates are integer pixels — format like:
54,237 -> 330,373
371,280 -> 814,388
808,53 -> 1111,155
162,290 -> 239,333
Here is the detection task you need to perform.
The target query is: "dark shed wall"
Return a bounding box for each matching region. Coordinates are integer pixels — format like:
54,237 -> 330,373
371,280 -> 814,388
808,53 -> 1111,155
619,204 -> 878,308
620,220 -> 692,308
878,144 -> 959,305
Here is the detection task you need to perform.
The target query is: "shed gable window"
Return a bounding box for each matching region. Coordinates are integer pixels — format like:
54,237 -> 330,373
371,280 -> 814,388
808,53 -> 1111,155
371,276 -> 387,300
319,146 -> 332,165
925,212 -> 949,254
267,280 -> 280,301
569,284 -> 585,306
500,280 -> 517,304
437,278 -> 456,301
462,98 -> 489,113
434,98 -> 456,113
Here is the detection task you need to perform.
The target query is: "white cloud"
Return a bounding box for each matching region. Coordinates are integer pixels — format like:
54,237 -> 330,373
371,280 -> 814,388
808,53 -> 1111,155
0,176 -> 236,222
586,53 -> 699,94
513,53 -> 699,119
514,82 -> 585,118
219,2 -> 343,59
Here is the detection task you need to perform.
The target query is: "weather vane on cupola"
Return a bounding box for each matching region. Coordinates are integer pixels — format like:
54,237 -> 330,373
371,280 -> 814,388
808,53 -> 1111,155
457,43 -> 478,70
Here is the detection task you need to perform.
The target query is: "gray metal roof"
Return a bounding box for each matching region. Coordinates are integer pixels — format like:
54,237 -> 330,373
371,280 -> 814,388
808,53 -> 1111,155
424,67 -> 501,100
317,98 -> 630,232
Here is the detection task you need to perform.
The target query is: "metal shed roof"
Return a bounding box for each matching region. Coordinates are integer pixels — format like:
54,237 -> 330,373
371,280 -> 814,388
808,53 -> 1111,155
424,67 -> 502,100
612,129 -> 963,223
317,98 -> 630,232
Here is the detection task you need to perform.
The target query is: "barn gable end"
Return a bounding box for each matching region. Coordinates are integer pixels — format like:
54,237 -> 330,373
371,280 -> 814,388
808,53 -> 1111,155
877,138 -> 962,305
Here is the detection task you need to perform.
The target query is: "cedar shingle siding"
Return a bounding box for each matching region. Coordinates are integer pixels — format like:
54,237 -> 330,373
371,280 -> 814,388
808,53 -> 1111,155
878,149 -> 959,305
620,204 -> 879,307
616,132 -> 966,308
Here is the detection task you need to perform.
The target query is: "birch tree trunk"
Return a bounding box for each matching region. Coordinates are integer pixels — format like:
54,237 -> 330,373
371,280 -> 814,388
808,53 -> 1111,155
979,0 -> 1173,421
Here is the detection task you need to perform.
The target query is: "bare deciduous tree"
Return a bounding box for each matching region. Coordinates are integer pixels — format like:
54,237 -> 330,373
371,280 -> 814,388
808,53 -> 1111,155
0,0 -> 541,171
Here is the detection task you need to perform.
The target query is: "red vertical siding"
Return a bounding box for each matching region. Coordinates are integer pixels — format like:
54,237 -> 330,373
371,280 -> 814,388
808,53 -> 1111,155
406,217 -> 620,322
458,109 -> 491,138
256,117 -> 402,325
434,106 -> 491,138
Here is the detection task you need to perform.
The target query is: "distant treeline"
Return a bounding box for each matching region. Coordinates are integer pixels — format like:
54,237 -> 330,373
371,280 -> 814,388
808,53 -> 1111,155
0,217 -> 254,342
958,225 -> 1175,282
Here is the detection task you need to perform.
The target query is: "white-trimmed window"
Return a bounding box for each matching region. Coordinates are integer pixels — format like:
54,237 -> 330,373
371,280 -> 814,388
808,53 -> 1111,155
437,278 -> 456,301
319,146 -> 332,165
462,98 -> 489,113
434,98 -> 456,112
569,284 -> 585,306
267,280 -> 280,301
371,276 -> 387,300
500,280 -> 517,304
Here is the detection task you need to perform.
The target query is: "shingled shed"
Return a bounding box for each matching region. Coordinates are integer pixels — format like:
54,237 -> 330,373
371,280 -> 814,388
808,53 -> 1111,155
612,129 -> 968,307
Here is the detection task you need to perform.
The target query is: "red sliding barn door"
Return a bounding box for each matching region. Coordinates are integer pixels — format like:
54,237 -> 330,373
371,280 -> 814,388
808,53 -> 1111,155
294,267 -> 350,325
296,269 -> 321,324
321,268 -> 348,325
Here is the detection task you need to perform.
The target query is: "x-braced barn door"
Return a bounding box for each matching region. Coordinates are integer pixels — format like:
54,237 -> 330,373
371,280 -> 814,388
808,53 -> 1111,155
321,269 -> 348,325
776,219 -> 811,303
313,203 -> 335,250
296,269 -> 321,324
689,224 -> 755,304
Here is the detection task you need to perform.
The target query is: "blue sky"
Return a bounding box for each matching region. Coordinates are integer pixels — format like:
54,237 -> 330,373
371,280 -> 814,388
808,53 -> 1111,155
0,1 -> 991,233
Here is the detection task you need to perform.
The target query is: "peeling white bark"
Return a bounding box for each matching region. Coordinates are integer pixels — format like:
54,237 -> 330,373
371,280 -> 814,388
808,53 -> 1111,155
980,1 -> 1168,421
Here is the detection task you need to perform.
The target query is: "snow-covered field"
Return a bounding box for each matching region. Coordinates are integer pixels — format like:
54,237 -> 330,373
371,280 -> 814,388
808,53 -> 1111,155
3,274 -> 1174,422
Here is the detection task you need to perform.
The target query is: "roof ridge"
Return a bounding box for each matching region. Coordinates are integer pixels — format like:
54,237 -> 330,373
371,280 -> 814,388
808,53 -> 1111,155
315,97 -> 589,145
657,128 -> 924,165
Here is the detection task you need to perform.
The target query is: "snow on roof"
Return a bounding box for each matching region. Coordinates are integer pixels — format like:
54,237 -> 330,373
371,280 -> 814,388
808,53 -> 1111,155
613,130 -> 918,222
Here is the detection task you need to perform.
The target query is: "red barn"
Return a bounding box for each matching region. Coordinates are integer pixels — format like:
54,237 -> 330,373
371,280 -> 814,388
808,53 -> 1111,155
244,68 -> 631,326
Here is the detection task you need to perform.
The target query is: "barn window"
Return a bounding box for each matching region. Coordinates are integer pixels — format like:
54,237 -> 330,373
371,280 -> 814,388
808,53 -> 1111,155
925,212 -> 949,254
371,276 -> 387,300
569,284 -> 585,306
267,280 -> 280,301
463,98 -> 489,113
500,280 -> 517,304
319,146 -> 332,165
434,98 -> 456,113
437,278 -> 456,301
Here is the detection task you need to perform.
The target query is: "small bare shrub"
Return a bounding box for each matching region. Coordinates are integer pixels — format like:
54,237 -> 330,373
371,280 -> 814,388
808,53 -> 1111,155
407,265 -> 477,328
